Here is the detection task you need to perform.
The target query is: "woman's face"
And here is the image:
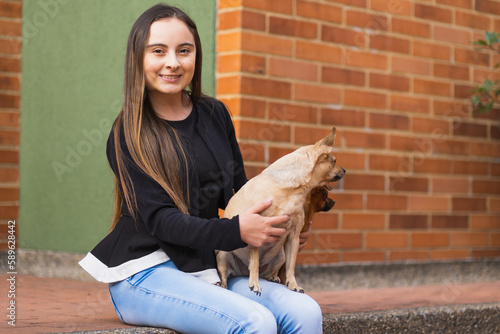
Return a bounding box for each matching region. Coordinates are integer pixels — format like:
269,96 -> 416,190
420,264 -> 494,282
143,18 -> 196,101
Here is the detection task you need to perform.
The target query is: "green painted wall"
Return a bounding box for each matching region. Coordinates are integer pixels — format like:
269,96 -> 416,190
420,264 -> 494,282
20,0 -> 216,252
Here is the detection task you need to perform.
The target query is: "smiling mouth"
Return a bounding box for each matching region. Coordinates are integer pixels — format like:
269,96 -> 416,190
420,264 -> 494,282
159,74 -> 181,79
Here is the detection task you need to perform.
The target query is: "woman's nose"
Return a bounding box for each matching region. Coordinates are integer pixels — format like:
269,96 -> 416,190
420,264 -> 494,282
165,53 -> 180,69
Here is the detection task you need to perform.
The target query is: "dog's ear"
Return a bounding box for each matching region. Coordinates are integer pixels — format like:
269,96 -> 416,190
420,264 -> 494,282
263,147 -> 316,188
317,127 -> 336,147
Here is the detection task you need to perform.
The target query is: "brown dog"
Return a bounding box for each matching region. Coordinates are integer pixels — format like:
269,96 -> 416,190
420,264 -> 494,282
217,127 -> 345,295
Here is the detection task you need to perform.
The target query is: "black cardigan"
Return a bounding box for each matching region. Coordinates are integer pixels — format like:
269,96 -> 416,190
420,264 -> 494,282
79,97 -> 247,283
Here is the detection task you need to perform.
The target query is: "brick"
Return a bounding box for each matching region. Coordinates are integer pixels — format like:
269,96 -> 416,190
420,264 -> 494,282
269,16 -> 317,39
437,0 -> 473,9
434,63 -> 469,81
414,79 -> 451,97
332,151 -> 365,170
0,187 -> 18,201
434,100 -> 469,118
345,50 -> 388,70
369,113 -> 409,131
390,176 -> 428,192
370,0 -> 412,16
222,97 -> 266,118
409,195 -> 449,212
317,233 -> 363,249
217,75 -> 240,96
391,18 -> 430,38
219,9 -> 265,31
0,205 -> 17,219
296,40 -> 342,64
242,0 -> 293,14
343,213 -> 386,230
312,212 -> 338,230
297,0 -> 342,23
322,25 -> 367,48
370,34 -> 410,54
294,83 -> 341,104
0,56 -> 20,72
269,57 -> 317,81
369,73 -> 409,92
390,214 -> 428,229
0,1 -> 22,18
0,111 -> 19,128
455,10 -> 491,30
240,31 -> 293,56
322,67 -> 365,86
343,173 -> 385,191
346,9 -> 388,31
412,117 -> 450,135
475,0 -> 500,14
471,250 -> 500,259
0,149 -> 17,164
345,89 -> 387,109
492,162 -> 500,177
392,56 -> 431,76
471,215 -> 500,229
0,130 -> 18,146
268,146 -> 294,164
241,76 -> 291,99
344,130 -> 385,149
492,234 -> 500,247
433,139 -> 470,156
389,135 -> 430,153
453,120 -> 487,138
239,143 -> 265,162
342,251 -> 386,263
452,197 -> 487,212
0,37 -> 21,55
321,108 -> 365,127
0,93 -> 19,109
332,193 -> 364,210
451,159 -> 489,176
413,40 -> 451,61
367,232 -> 407,249
415,4 -> 453,23
431,250 -> 470,260
433,177 -> 469,194
454,84 -> 476,99
293,126 -> 333,145
473,180 -> 500,195
412,232 -> 449,248
489,198 -> 500,212
217,53 -> 266,74
432,215 -> 469,229
0,19 -> 21,37
455,47 -> 490,66
390,251 -> 429,261
236,120 -> 291,142
390,95 -> 429,114
216,31 -> 240,53
452,232 -> 489,247
434,26 -> 472,46
414,158 -> 452,175
269,102 -> 317,124
367,194 -> 407,210
469,141 -> 500,158
219,0 -> 242,9
370,154 -> 410,172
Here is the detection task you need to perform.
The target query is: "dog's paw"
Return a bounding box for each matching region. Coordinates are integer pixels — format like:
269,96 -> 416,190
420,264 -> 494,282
249,283 -> 262,296
268,276 -> 281,284
286,282 -> 305,293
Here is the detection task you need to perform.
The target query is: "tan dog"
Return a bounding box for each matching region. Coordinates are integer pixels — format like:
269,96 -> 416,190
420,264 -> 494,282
217,127 -> 345,295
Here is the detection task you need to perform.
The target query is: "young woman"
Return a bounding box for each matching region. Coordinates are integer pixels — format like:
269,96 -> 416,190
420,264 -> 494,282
79,4 -> 322,333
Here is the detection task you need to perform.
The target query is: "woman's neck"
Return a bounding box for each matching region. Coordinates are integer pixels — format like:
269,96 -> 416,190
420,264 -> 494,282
148,91 -> 192,121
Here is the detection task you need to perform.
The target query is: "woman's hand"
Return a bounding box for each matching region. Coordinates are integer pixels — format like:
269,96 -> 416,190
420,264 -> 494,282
299,221 -> 313,251
238,199 -> 289,247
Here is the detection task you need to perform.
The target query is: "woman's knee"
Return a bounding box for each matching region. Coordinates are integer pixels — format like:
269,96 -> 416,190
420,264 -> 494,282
279,292 -> 323,333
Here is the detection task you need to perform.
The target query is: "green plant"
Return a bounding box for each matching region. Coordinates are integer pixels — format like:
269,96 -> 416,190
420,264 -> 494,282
471,32 -> 500,114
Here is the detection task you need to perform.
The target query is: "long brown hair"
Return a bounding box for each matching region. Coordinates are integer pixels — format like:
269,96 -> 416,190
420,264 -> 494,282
111,3 -> 203,228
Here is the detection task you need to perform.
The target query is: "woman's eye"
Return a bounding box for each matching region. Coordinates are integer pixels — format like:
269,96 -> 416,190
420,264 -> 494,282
152,49 -> 164,54
179,48 -> 190,54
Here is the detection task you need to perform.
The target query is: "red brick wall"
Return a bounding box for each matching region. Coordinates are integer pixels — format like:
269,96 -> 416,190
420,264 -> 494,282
217,0 -> 500,264
0,0 -> 21,250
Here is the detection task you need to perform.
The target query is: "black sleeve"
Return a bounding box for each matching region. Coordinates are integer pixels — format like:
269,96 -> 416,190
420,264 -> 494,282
106,124 -> 246,252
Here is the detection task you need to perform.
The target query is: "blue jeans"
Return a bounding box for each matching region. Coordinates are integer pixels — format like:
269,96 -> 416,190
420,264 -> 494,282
108,261 -> 322,333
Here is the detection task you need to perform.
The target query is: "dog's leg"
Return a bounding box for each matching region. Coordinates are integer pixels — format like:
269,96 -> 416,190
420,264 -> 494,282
216,251 -> 230,289
248,246 -> 261,295
284,217 -> 304,293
